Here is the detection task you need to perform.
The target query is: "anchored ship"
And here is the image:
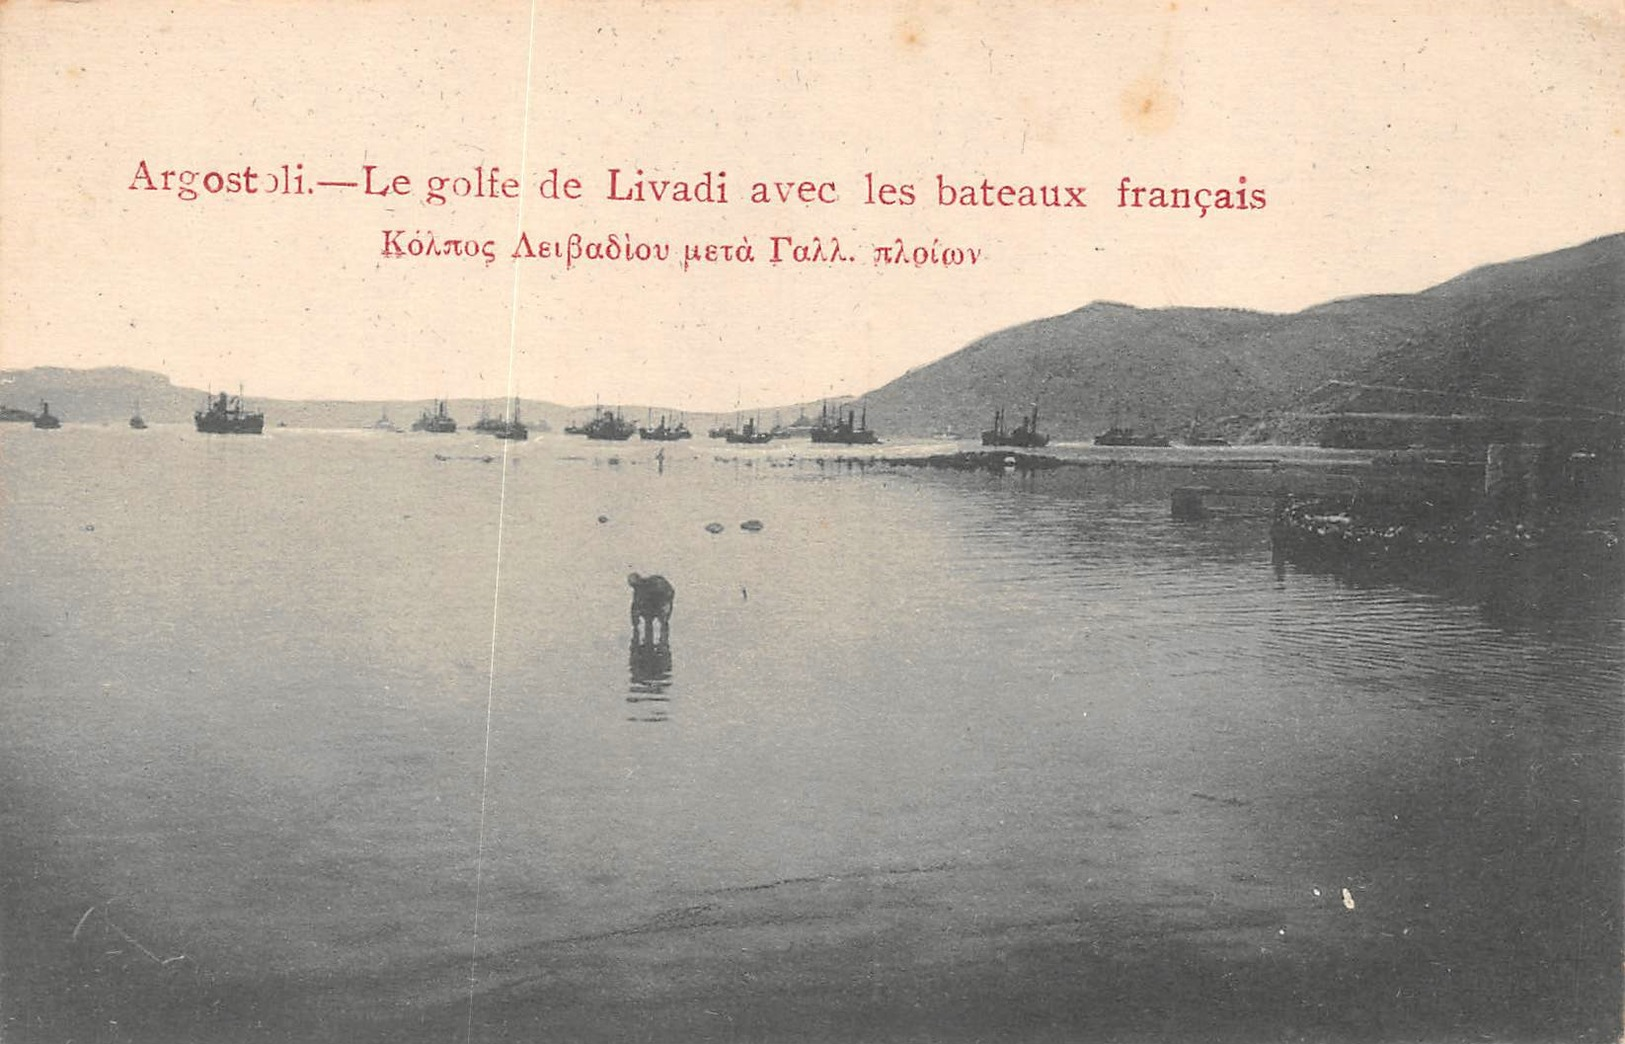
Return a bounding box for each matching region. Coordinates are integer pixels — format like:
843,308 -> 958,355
982,404 -> 1048,448
412,400 -> 457,433
583,408 -> 637,440
725,417 -> 775,444
639,414 -> 692,441
195,391 -> 264,434
809,403 -> 879,445
492,399 -> 528,441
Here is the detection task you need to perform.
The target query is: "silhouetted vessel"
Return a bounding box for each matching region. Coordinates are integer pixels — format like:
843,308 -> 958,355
1094,427 -> 1170,447
639,415 -> 692,441
725,417 -> 775,444
583,408 -> 637,440
194,391 -> 263,434
129,400 -> 147,430
470,402 -> 509,434
32,401 -> 61,429
982,404 -> 1048,448
810,403 -> 879,445
491,399 -> 528,441
412,400 -> 457,433
773,411 -> 817,438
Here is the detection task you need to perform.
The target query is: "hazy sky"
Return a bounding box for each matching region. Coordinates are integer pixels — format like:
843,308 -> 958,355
2,0 -> 1620,410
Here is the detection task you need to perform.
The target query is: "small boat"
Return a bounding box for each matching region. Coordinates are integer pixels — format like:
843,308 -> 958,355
369,407 -> 401,432
411,399 -> 457,433
130,399 -> 147,430
982,404 -> 1048,448
195,390 -> 264,434
33,401 -> 61,429
1093,426 -> 1170,448
809,402 -> 879,445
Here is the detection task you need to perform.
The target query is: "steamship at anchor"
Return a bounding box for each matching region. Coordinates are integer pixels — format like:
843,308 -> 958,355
195,390 -> 265,434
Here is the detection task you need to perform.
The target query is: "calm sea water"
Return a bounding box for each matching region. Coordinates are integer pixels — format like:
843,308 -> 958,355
2,426 -> 1619,1043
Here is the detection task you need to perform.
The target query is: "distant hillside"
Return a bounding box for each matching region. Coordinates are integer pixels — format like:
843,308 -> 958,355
0,366 -> 820,436
7,235 -> 1620,446
0,367 -> 202,425
859,233 -> 1624,443
0,368 -> 582,431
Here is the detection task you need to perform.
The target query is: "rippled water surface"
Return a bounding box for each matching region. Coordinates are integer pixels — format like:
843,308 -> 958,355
2,427 -> 1619,1042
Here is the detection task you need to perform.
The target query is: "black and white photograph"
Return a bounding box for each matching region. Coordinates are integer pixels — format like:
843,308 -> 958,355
1,3 -> 1620,1041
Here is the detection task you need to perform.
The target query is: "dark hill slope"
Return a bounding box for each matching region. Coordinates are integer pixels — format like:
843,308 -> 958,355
1298,234 -> 1623,418
860,234 -> 1623,441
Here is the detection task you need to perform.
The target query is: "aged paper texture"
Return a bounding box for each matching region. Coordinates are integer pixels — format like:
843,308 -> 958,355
1,2 -> 1621,1041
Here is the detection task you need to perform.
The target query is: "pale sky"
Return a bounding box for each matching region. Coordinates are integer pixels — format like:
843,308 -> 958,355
2,0 -> 1621,410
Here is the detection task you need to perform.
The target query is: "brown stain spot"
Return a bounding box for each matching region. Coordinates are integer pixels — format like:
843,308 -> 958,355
897,18 -> 923,48
1120,76 -> 1179,133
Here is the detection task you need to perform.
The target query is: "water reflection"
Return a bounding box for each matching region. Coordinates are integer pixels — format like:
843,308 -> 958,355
627,636 -> 673,722
901,458 -> 1620,640
1273,538 -> 1624,639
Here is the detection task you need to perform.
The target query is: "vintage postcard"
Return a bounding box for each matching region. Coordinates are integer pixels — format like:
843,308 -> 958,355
1,2 -> 1620,1041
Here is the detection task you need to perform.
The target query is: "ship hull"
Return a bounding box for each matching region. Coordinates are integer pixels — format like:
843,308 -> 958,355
195,414 -> 264,434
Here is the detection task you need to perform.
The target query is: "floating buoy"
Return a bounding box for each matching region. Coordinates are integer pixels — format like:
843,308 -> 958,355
704,522 -> 725,534
740,519 -> 764,532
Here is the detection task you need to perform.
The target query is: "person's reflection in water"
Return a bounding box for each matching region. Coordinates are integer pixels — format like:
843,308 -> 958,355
627,635 -> 674,722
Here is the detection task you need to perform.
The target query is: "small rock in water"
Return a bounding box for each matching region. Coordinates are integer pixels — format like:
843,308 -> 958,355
704,522 -> 725,534
740,519 -> 764,532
